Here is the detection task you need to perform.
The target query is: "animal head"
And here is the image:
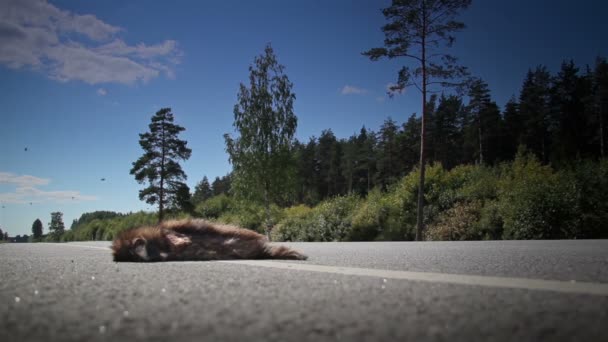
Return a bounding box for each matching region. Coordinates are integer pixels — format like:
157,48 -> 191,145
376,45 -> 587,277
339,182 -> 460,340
111,226 -> 191,262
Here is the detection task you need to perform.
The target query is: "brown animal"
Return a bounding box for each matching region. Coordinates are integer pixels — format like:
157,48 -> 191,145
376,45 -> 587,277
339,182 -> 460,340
111,219 -> 307,262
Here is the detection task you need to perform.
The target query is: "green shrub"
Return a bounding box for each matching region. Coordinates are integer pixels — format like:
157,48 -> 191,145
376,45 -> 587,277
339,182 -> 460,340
426,201 -> 482,241
307,195 -> 360,241
195,194 -> 234,219
218,201 -> 284,233
568,159 -> 608,238
277,195 -> 360,241
497,152 -> 580,239
272,205 -> 314,241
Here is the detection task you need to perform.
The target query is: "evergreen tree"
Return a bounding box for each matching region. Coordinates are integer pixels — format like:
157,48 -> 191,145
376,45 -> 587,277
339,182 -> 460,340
0,228 -> 4,240
593,57 -> 608,158
354,127 -> 377,195
31,219 -> 43,239
363,0 -> 471,240
211,175 -> 232,196
173,183 -> 194,214
316,129 -> 341,198
519,67 -> 552,162
549,60 -> 589,163
465,78 -> 503,164
376,118 -> 401,189
130,108 -> 192,222
431,94 -> 464,168
48,212 -> 65,236
503,97 -> 523,159
400,114 -> 421,171
224,44 -> 297,237
295,138 -> 319,204
340,135 -> 358,194
192,176 -> 213,205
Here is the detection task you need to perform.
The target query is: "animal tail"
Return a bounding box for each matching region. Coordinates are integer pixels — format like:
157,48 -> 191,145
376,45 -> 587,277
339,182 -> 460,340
264,245 -> 308,260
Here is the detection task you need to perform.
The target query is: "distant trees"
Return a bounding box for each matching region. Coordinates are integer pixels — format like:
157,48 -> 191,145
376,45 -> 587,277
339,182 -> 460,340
363,0 -> 471,240
31,219 -> 43,239
48,212 -> 65,237
192,176 -> 213,204
131,108 -> 192,222
224,44 -> 297,238
0,228 -> 4,241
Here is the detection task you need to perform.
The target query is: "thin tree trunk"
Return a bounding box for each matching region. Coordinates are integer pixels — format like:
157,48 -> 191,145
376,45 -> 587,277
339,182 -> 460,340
600,106 -> 605,158
264,182 -> 271,241
159,119 -> 166,223
478,117 -> 484,164
415,2 -> 427,242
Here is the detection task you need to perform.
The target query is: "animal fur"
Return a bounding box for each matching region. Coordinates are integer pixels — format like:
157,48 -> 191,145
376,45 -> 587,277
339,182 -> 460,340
111,219 -> 307,262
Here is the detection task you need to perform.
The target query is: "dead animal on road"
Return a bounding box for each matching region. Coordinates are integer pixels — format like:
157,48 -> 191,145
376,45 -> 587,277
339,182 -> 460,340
111,219 -> 308,262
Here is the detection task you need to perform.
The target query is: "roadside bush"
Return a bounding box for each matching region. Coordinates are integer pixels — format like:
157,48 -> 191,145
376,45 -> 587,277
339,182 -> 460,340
426,201 -> 482,241
272,205 -> 314,241
307,195 -> 360,241
568,159 -> 608,238
497,152 -> 580,239
218,201 -> 284,234
195,194 -> 234,219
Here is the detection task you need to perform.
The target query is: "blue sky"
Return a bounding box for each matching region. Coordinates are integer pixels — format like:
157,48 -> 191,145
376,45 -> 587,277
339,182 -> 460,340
1,0 -> 606,236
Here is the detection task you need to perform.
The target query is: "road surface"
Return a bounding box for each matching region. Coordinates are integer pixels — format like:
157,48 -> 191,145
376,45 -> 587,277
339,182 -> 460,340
1,240 -> 607,341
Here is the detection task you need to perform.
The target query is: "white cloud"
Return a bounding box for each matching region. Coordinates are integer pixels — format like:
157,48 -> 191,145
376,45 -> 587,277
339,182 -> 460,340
376,96 -> 386,103
97,88 -> 107,96
340,85 -> 367,95
0,172 -> 49,187
0,172 -> 96,204
0,0 -> 182,85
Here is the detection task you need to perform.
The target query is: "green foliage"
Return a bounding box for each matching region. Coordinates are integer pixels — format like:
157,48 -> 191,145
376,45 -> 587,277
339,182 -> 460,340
71,211 -> 123,230
307,195 -> 360,242
130,108 -> 192,221
497,152 -> 580,239
218,202 -> 284,233
195,194 -> 234,219
426,201 -> 482,241
48,212 -> 65,239
272,205 -> 314,242
192,176 -> 213,205
224,43 -> 298,225
565,159 -> 608,238
350,189 -> 401,241
62,211 -> 159,242
31,218 -> 43,239
56,157 -> 606,243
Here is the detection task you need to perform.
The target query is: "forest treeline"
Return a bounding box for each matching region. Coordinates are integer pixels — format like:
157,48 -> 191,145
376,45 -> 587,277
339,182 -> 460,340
46,58 -> 608,242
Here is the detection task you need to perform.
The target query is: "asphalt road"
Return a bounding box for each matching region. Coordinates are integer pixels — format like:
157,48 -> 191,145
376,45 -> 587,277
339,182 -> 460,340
1,240 -> 607,342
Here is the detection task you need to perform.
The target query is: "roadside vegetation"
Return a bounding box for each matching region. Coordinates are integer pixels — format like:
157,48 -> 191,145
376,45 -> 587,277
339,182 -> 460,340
50,151 -> 607,242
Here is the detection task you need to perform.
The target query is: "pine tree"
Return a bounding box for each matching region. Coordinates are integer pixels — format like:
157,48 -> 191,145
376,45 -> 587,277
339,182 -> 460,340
354,127 -> 377,195
363,0 -> 471,240
211,175 -> 232,196
376,118 -> 401,189
519,67 -> 552,162
192,176 -> 213,205
224,44 -> 297,237
431,94 -> 464,168
317,129 -> 340,199
31,219 -> 43,239
295,138 -> 319,205
593,57 -> 608,158
503,97 -> 522,159
549,60 -> 589,163
465,78 -> 503,164
130,108 -> 192,222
